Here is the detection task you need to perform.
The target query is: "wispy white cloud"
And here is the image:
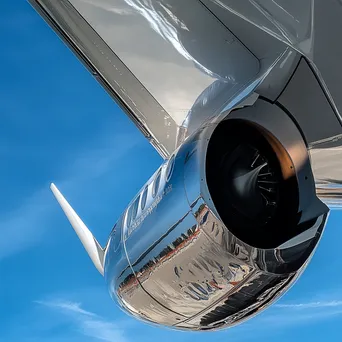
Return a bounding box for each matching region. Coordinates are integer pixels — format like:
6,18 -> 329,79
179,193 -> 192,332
34,300 -> 96,317
245,297 -> 342,330
81,319 -> 127,342
274,300 -> 342,309
220,297 -> 342,342
0,130 -> 139,262
36,299 -> 128,342
0,187 -> 50,260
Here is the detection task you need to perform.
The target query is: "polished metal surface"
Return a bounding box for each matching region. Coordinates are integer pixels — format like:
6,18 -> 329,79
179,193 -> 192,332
103,111 -> 328,330
30,0 -> 342,155
30,0 -> 178,157
30,0 -> 266,157
33,0 -> 342,333
203,0 -> 315,55
309,137 -> 342,209
202,0 -> 342,123
69,0 -> 260,126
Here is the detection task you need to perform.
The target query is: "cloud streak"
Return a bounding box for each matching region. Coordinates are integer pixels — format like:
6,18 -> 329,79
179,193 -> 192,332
34,300 -> 96,317
0,187 -> 51,260
274,300 -> 342,309
37,299 -> 128,342
0,129 -> 139,262
221,298 -> 342,342
249,298 -> 342,329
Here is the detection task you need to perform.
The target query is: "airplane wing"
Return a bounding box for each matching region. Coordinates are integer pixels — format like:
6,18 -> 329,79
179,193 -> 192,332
29,0 -> 342,163
28,0 -> 263,158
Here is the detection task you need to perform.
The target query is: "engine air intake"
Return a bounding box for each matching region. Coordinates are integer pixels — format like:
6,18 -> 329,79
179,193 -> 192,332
206,119 -> 300,249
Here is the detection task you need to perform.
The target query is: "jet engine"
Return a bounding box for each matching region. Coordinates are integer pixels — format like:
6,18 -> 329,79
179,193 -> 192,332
28,0 -> 342,333
51,97 -> 329,331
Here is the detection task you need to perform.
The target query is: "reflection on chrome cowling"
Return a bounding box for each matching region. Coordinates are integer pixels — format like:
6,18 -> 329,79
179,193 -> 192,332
36,0 -> 342,332
104,111 -> 328,330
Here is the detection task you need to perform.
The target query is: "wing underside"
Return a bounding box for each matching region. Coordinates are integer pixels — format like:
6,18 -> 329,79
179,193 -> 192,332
29,0 -> 262,158
31,0 -> 342,161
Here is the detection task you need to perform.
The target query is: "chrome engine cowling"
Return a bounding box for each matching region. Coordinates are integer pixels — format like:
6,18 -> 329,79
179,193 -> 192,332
32,0 -> 342,333
104,98 -> 329,331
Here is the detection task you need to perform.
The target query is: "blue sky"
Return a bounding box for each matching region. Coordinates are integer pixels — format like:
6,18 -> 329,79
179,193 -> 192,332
1,1 -> 342,341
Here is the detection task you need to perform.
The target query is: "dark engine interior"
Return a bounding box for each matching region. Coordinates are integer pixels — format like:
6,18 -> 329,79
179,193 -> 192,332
206,118 -> 315,249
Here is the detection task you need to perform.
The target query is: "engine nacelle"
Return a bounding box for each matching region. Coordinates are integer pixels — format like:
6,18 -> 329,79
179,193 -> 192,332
32,0 -> 341,333
103,98 -> 328,331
